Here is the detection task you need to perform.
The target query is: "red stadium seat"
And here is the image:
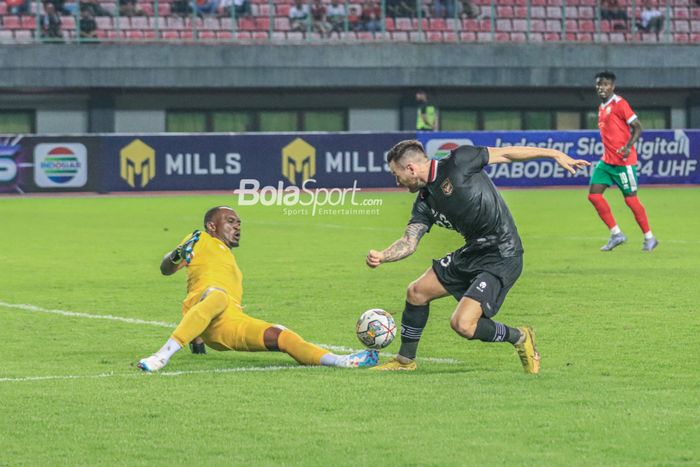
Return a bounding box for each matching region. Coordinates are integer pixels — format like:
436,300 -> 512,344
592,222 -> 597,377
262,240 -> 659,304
238,18 -> 256,31
496,6 -> 513,18
673,33 -> 690,42
443,31 -> 457,41
157,3 -> 170,15
391,31 -> 409,41
202,17 -> 220,30
3,16 -> 21,30
198,30 -> 216,39
428,18 -> 446,31
274,17 -> 290,31
216,30 -> 233,39
477,31 -> 493,41
62,16 -> 76,30
579,19 -> 594,32
459,31 -> 476,41
530,7 -> 545,18
131,16 -> 148,29
674,7 -> 689,19
691,33 -> 700,42
462,19 -> 479,31
126,30 -> 144,39
510,32 -> 526,41
546,19 -> 561,31
395,17 -> 412,31
14,29 -> 32,42
531,19 -> 545,32
384,18 -> 394,31
546,6 -> 562,18
578,6 -> 594,18
528,32 -> 544,41
673,20 -> 690,33
496,19 -> 511,31
692,20 -> 700,32
511,19 -> 526,31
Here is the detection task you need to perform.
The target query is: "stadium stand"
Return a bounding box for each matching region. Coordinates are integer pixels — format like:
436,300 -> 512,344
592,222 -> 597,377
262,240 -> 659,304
0,0 -> 698,43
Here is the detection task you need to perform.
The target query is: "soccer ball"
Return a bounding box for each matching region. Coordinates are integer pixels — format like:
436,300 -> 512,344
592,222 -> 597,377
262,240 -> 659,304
356,309 -> 397,349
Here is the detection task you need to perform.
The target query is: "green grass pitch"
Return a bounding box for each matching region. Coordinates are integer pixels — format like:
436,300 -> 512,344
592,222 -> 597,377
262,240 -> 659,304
1,187 -> 699,465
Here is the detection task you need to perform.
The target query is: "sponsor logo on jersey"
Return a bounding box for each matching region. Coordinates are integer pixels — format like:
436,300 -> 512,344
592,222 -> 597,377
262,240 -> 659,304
440,178 -> 454,196
120,139 -> 156,188
282,138 -> 316,185
34,143 -> 87,188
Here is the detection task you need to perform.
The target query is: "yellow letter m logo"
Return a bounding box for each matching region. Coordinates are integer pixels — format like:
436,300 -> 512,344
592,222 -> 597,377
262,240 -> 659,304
120,139 -> 156,188
282,138 -> 316,185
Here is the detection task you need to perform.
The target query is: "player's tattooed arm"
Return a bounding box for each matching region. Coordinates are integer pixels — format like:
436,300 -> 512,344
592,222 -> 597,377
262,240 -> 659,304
366,223 -> 428,268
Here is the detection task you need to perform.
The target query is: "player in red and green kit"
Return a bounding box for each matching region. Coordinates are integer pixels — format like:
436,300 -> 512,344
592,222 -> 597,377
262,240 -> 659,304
588,70 -> 658,252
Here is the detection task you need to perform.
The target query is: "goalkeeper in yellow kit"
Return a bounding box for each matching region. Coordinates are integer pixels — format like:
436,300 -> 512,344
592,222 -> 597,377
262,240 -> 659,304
137,206 -> 378,372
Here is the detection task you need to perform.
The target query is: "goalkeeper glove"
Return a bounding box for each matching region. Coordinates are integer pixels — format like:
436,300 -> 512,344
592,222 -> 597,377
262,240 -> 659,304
170,230 -> 201,264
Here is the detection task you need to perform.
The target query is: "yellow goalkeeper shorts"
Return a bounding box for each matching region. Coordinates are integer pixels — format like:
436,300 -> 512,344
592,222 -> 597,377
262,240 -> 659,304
181,294 -> 272,352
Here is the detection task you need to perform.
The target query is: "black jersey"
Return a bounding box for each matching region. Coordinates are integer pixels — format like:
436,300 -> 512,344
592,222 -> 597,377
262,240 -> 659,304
409,145 -> 523,257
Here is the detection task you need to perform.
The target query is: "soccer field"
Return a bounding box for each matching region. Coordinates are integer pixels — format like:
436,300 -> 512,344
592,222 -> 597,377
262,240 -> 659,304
1,188 -> 699,465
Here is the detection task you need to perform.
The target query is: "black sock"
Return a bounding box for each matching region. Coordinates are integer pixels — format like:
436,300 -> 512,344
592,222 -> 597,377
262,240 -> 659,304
473,318 -> 521,344
398,301 -> 429,360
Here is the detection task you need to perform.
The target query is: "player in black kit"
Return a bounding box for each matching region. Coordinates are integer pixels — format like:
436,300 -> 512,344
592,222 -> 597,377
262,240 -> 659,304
366,140 -> 590,373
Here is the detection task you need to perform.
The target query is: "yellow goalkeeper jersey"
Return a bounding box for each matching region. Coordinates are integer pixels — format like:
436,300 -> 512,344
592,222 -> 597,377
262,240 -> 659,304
181,231 -> 243,311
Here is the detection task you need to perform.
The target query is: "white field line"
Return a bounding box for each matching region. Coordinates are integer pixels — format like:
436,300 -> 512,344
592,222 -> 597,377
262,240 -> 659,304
0,300 -> 461,382
0,365 -> 318,384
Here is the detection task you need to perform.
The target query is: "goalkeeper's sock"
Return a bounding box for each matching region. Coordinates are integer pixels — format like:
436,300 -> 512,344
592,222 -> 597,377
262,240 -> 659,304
171,289 -> 229,347
154,338 -> 182,363
278,329 -> 330,366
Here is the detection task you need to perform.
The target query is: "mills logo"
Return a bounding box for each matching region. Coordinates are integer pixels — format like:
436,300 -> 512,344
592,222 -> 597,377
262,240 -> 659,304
34,143 -> 87,188
282,138 -> 316,185
120,139 -> 156,188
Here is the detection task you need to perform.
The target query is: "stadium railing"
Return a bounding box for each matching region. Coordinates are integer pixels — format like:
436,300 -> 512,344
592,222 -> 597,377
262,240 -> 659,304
0,0 -> 698,44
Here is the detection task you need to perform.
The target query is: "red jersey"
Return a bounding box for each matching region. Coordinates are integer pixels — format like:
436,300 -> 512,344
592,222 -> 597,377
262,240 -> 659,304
598,94 -> 638,166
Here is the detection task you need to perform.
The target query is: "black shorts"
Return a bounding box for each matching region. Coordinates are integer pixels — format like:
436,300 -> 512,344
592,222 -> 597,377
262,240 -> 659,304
432,246 -> 523,318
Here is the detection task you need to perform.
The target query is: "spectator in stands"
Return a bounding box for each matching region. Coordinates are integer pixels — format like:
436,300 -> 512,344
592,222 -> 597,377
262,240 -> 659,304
327,0 -> 347,36
119,0 -> 145,17
357,0 -> 381,32
79,4 -> 98,39
600,0 -> 628,29
40,2 -> 63,41
80,0 -> 112,17
432,0 -> 455,19
415,90 -> 438,132
457,0 -> 479,19
636,0 -> 664,35
7,0 -> 30,15
193,0 -> 218,16
311,0 -> 331,37
44,0 -> 70,15
289,0 -> 310,34
386,0 -> 413,18
219,0 -> 251,18
172,0 -> 193,16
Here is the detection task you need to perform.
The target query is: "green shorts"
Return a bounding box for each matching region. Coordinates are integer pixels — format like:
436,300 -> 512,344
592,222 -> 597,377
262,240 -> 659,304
590,161 -> 638,195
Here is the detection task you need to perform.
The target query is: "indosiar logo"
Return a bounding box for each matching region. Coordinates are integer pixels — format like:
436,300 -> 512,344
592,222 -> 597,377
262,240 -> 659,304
282,138 -> 315,185
34,143 -> 87,188
120,139 -> 156,188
